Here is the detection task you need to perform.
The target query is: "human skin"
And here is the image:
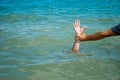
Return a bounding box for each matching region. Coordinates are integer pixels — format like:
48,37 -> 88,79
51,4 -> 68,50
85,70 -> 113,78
72,19 -> 118,53
76,28 -> 117,42
72,20 -> 86,52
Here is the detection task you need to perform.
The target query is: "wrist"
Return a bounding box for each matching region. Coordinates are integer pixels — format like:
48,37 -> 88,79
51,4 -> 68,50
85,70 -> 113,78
75,36 -> 80,43
75,34 -> 87,42
75,40 -> 80,43
76,34 -> 80,36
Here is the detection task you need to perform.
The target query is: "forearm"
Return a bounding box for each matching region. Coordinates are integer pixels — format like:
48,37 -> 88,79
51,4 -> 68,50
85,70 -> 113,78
72,41 -> 80,51
81,29 -> 117,41
85,32 -> 106,41
72,38 -> 80,52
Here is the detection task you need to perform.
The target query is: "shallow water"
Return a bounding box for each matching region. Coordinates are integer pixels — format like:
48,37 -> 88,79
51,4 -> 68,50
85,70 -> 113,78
0,0 -> 120,80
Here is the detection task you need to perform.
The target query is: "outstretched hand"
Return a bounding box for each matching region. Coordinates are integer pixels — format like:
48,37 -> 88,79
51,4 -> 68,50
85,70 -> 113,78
72,19 -> 87,52
73,20 -> 86,36
73,20 -> 87,41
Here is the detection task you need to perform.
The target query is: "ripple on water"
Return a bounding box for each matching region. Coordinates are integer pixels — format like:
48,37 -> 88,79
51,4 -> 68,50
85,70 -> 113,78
0,0 -> 120,80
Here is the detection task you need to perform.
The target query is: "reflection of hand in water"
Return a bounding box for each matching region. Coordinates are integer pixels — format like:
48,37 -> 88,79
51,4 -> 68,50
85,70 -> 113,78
72,20 -> 87,53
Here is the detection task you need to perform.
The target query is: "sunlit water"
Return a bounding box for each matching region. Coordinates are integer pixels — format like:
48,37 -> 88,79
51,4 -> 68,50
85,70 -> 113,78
0,0 -> 120,80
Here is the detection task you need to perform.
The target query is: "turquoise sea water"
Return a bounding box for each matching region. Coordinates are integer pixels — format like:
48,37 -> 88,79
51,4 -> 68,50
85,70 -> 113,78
0,0 -> 120,80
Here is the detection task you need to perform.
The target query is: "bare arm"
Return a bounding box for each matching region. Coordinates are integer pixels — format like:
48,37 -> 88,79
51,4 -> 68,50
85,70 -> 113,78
72,20 -> 80,52
72,39 -> 80,53
72,33 -> 81,53
78,29 -> 117,41
72,20 -> 86,52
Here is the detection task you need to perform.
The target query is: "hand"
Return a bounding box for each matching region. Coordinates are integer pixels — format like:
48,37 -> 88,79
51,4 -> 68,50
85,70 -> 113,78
73,20 -> 87,41
75,33 -> 87,41
73,20 -> 87,36
73,20 -> 81,35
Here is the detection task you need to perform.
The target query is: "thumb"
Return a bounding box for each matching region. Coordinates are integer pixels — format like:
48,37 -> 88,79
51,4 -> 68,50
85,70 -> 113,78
81,26 -> 87,34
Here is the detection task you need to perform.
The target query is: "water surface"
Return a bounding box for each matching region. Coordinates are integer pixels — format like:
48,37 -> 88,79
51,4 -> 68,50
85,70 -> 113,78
0,0 -> 120,80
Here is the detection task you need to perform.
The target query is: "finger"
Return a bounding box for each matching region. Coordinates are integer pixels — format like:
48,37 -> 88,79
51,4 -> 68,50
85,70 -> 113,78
74,20 -> 77,28
77,19 -> 80,26
80,26 -> 87,32
76,19 -> 79,27
76,19 -> 78,24
81,26 -> 87,33
75,20 -> 78,27
73,23 -> 75,29
73,23 -> 79,34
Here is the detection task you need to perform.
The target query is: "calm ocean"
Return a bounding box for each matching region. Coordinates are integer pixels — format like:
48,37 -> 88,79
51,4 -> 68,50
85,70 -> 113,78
0,0 -> 120,80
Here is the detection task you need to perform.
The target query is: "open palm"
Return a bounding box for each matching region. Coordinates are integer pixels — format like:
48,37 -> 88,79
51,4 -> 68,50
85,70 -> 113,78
73,20 -> 86,36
